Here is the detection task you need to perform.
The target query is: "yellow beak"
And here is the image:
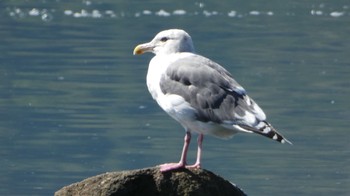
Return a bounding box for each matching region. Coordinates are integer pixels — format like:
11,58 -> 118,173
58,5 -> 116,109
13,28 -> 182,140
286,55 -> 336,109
133,43 -> 153,55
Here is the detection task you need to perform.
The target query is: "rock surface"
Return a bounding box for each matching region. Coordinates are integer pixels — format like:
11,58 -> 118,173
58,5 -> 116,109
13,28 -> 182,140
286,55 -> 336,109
55,167 -> 246,196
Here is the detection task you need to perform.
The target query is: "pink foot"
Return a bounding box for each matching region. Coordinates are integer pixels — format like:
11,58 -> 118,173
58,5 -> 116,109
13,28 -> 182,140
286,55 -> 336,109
159,162 -> 185,172
186,163 -> 201,170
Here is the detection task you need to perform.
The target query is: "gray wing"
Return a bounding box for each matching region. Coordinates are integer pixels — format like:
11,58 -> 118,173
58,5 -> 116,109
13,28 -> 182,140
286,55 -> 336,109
159,54 -> 266,126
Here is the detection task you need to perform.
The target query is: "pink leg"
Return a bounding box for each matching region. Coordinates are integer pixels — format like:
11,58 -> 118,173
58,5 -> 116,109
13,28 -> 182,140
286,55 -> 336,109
159,131 -> 191,172
186,134 -> 203,169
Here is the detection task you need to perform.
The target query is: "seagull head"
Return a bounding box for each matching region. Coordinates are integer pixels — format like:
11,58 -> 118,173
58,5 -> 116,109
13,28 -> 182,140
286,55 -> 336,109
133,29 -> 195,55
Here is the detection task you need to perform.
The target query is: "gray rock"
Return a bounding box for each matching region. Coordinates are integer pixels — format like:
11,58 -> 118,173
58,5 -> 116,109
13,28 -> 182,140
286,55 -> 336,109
55,167 -> 246,196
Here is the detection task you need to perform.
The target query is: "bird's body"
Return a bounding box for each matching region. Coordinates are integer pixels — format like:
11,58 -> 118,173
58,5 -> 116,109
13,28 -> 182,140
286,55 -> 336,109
148,52 -> 247,138
134,29 -> 291,172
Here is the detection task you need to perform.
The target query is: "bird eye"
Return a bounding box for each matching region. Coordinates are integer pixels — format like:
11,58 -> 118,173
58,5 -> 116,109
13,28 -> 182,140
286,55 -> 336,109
160,37 -> 168,42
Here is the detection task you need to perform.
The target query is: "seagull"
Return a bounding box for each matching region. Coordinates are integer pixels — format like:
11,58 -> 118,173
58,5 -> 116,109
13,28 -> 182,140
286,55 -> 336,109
133,29 -> 291,172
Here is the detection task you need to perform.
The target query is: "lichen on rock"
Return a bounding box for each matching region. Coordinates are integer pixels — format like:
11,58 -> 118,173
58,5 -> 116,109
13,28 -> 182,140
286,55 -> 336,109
55,167 -> 246,196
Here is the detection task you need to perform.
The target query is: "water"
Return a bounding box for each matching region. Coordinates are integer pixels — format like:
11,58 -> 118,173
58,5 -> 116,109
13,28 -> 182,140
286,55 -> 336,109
1,1 -> 349,195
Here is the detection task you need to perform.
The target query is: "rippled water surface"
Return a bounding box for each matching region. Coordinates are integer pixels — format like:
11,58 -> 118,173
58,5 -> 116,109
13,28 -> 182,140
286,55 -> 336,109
1,1 -> 349,195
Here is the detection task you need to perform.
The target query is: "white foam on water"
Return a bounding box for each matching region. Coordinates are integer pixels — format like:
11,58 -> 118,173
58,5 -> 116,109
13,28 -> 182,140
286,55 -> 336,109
155,9 -> 171,17
173,9 -> 186,15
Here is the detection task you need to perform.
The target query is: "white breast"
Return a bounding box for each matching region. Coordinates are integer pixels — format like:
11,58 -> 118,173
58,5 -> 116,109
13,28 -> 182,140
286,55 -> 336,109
146,53 -> 198,123
146,53 -> 193,101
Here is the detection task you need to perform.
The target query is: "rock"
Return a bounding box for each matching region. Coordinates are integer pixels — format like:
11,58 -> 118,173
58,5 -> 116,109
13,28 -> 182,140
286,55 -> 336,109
55,167 -> 246,196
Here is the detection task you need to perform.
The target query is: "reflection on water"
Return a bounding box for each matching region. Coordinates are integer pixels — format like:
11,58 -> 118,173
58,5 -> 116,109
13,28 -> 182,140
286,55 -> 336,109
1,1 -> 349,195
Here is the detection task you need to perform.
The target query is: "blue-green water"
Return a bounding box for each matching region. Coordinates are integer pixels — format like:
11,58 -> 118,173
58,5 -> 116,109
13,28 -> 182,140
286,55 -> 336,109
1,1 -> 349,195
